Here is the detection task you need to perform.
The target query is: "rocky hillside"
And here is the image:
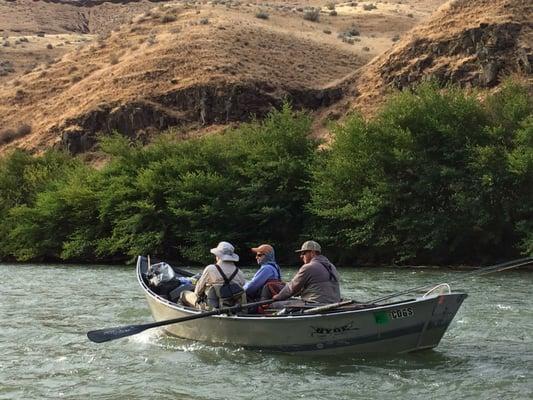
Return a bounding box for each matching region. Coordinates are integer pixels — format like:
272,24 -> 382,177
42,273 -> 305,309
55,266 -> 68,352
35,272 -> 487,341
0,3 -> 373,153
0,0 -> 169,89
0,0 -> 163,36
0,0 -> 448,154
342,0 -> 532,114
3,0 -> 529,155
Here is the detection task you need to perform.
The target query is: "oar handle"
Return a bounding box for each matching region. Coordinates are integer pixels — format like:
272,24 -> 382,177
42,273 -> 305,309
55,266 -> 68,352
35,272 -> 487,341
303,300 -> 355,314
145,309 -> 221,329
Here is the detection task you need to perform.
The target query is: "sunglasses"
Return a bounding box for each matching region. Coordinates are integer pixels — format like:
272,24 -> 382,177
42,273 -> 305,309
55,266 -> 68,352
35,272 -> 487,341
255,253 -> 265,257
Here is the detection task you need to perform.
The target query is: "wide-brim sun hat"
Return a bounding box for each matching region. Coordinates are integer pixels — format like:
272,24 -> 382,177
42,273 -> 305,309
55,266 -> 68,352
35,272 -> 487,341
210,241 -> 239,262
295,240 -> 321,253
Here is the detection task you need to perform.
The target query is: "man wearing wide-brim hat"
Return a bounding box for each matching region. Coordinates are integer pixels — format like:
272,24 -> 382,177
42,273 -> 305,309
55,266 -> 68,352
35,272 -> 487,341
181,241 -> 246,308
272,240 -> 341,304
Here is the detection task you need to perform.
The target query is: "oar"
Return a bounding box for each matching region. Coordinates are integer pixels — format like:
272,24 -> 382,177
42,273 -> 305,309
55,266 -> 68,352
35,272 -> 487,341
302,299 -> 355,314
87,299 -> 277,344
367,256 -> 533,304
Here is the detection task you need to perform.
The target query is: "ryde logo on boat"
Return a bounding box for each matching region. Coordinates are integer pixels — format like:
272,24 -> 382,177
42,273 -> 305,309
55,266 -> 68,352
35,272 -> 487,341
310,322 -> 359,337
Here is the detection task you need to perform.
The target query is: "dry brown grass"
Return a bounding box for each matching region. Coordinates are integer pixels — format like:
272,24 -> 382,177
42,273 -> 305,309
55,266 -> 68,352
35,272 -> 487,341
0,0 -> 470,154
336,0 -> 533,116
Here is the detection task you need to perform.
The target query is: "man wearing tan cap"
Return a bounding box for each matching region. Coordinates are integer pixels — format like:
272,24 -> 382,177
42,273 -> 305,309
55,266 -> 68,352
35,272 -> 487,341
272,240 -> 341,304
244,244 -> 283,301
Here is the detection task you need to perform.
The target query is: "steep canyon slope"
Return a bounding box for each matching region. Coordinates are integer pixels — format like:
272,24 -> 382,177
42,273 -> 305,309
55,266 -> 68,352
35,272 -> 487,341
341,0 -> 532,114
0,0 -> 530,154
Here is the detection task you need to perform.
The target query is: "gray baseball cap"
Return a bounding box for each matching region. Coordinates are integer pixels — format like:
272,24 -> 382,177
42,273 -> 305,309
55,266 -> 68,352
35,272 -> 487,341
295,240 -> 321,253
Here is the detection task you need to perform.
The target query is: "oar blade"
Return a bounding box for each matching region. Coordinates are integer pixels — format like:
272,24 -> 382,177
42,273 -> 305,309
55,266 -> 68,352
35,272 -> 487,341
87,324 -> 147,343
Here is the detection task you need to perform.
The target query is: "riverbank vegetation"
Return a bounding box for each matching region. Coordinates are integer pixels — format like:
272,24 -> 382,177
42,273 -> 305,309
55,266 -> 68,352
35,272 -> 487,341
0,81 -> 531,266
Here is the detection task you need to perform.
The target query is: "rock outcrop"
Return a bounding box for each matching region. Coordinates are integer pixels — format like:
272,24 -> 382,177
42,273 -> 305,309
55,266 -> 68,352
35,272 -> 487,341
343,0 -> 532,113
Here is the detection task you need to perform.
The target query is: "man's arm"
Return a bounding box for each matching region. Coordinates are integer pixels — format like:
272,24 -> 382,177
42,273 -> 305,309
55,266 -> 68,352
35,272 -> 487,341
193,266 -> 211,297
244,267 -> 271,296
274,266 -> 308,300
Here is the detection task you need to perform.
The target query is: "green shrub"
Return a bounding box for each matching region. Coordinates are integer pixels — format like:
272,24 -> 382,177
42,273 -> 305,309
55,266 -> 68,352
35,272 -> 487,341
0,105 -> 315,263
141,103 -> 316,263
308,81 -> 532,265
255,10 -> 269,19
0,83 -> 529,266
303,9 -> 320,22
4,170 -> 100,261
0,150 -> 80,260
91,105 -> 314,263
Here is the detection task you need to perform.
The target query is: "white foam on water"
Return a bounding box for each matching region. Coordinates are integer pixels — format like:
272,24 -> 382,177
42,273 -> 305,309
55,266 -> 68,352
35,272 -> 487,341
496,304 -> 512,310
171,342 -> 208,352
127,327 -> 164,344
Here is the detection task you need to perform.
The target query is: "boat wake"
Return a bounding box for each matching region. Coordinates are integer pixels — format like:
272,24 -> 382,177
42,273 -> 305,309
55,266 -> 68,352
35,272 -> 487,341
127,328 -> 224,353
127,327 -> 164,344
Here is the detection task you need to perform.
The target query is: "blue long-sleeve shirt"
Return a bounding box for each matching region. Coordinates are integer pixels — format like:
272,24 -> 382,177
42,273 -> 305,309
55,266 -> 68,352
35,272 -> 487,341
244,262 -> 281,298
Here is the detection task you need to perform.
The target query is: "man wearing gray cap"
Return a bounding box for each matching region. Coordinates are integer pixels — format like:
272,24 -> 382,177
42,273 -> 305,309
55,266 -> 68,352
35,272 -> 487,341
272,240 -> 341,304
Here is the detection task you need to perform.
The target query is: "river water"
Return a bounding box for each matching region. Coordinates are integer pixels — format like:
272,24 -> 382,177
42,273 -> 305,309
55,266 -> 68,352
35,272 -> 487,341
1,263 -> 532,400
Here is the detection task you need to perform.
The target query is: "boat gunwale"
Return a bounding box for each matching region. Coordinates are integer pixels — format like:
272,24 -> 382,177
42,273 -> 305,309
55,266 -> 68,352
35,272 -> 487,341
136,256 -> 467,321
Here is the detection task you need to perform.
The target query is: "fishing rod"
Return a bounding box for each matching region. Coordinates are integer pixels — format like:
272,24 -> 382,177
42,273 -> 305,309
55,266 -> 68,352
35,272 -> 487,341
367,256 -> 533,304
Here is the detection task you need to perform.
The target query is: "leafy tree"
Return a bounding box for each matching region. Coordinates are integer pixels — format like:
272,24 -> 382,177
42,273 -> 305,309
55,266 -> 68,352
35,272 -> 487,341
61,104 -> 316,264
1,86 -> 529,266
308,81 -> 532,265
477,81 -> 533,256
0,150 -> 78,260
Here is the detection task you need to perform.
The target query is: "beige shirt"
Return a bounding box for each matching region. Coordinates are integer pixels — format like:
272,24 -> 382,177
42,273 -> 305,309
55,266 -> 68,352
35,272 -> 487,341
194,261 -> 246,297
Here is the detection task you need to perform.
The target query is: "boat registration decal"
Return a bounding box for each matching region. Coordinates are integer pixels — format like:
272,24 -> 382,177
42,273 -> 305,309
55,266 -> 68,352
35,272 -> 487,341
310,322 -> 359,337
374,311 -> 389,325
374,308 -> 415,325
389,307 -> 414,320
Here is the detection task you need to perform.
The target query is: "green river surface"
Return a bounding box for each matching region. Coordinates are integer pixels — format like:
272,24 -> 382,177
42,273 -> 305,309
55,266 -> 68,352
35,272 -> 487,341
1,263 -> 532,400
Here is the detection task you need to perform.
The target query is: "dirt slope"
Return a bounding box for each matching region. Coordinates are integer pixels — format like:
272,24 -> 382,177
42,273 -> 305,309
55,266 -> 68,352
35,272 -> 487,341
342,0 -> 532,115
1,4 -> 366,153
0,0 -> 451,154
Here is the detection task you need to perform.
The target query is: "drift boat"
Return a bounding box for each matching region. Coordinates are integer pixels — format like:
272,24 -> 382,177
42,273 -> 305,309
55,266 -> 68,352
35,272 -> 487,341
136,256 -> 467,354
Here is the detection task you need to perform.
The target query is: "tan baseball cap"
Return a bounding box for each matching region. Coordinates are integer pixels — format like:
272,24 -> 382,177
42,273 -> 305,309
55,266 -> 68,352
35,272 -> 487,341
251,244 -> 274,255
294,240 -> 321,253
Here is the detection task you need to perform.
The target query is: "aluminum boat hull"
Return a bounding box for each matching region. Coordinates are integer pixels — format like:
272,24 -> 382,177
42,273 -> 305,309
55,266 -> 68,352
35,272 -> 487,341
137,256 -> 467,354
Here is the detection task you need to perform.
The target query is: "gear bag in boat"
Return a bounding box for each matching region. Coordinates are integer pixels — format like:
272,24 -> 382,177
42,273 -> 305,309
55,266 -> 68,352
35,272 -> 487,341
148,262 -> 191,301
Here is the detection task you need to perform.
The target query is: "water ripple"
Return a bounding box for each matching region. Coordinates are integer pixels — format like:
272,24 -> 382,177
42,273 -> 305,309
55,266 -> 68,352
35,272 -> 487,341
1,264 -> 532,400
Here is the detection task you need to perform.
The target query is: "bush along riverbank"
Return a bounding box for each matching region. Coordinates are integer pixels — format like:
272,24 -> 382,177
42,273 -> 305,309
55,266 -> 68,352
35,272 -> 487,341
0,81 -> 531,266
